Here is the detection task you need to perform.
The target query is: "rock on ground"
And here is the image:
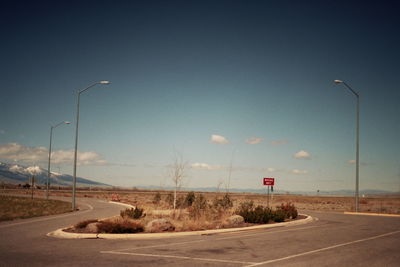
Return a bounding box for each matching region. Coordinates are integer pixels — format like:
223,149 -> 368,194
227,215 -> 244,226
145,218 -> 175,233
85,222 -> 99,233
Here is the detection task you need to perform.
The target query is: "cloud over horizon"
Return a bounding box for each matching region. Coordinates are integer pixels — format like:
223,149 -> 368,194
0,142 -> 107,166
190,162 -> 225,171
290,169 -> 309,175
189,162 -> 279,173
293,150 -> 311,159
270,139 -> 288,145
210,134 -> 229,144
245,137 -> 263,144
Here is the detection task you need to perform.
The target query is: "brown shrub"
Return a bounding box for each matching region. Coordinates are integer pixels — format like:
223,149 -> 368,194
145,219 -> 175,232
74,219 -> 98,229
97,219 -> 144,233
120,207 -> 145,219
276,202 -> 298,219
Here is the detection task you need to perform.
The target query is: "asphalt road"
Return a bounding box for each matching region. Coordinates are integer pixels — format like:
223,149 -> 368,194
0,197 -> 399,266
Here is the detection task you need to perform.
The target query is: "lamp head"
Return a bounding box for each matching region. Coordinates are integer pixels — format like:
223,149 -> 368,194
334,80 -> 343,84
99,80 -> 111,85
64,121 -> 71,125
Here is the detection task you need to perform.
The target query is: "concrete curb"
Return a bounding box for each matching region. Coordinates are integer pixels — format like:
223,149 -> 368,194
107,201 -> 135,209
47,214 -> 314,240
344,212 -> 400,217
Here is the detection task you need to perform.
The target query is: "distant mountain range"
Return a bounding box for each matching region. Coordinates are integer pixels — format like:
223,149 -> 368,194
1,161 -> 397,196
0,162 -> 109,187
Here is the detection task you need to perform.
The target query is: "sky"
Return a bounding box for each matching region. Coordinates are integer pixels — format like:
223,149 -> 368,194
1,0 -> 399,192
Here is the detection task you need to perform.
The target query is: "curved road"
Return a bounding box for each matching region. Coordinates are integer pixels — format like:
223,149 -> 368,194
0,197 -> 399,266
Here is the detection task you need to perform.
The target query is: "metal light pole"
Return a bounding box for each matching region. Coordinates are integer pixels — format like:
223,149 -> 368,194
334,79 -> 360,212
72,81 -> 110,211
47,121 -> 70,199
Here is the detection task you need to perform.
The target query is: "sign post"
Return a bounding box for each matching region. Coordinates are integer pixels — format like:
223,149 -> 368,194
263,178 -> 275,208
30,175 -> 35,200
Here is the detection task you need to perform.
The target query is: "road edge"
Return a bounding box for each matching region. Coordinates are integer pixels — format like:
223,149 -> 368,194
344,211 -> 400,217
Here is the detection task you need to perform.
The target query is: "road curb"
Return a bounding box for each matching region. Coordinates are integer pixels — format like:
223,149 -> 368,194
107,201 -> 135,208
344,212 -> 400,217
47,214 -> 314,240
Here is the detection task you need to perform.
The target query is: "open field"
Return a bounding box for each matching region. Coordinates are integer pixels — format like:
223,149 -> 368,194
0,195 -> 72,221
112,191 -> 400,214
2,188 -> 399,214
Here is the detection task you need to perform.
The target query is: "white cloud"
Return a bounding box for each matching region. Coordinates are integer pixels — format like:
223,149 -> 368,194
210,134 -> 229,144
245,137 -> 263,144
230,166 -> 280,173
293,150 -> 311,159
0,142 -> 47,162
190,162 -> 225,171
0,142 -> 107,166
271,140 -> 288,145
291,169 -> 309,175
189,163 -> 278,172
51,150 -> 107,166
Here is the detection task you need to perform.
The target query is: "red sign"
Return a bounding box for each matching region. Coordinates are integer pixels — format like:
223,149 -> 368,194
263,177 -> 275,186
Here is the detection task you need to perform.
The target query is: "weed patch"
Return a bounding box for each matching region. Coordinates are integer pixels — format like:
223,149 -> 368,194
74,219 -> 98,229
97,219 -> 144,233
120,207 -> 145,219
235,201 -> 298,223
0,195 -> 71,221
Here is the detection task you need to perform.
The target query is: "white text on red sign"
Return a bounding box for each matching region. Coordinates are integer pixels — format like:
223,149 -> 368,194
263,177 -> 275,186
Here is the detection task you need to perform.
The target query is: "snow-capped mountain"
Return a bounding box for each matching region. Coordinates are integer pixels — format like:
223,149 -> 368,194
0,162 -> 110,187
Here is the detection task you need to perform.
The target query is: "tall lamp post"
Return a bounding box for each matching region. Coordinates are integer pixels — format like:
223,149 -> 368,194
72,81 -> 110,211
334,79 -> 360,212
47,121 -> 70,199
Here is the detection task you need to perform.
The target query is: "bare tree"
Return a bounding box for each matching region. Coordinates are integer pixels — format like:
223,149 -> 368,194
216,179 -> 224,193
170,151 -> 187,211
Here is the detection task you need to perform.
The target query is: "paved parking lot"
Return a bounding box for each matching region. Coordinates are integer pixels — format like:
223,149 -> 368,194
1,197 -> 399,266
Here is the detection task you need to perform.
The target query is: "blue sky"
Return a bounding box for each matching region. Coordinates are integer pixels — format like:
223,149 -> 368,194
1,0 -> 399,192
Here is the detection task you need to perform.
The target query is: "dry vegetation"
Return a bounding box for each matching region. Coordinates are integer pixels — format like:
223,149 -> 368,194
64,189 -> 399,234
66,191 -> 300,234
92,190 -> 400,215
0,195 -> 71,221
1,187 -> 399,230
2,187 -> 399,214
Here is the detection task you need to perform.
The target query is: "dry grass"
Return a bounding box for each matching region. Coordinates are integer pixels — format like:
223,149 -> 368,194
67,190 -> 400,234
74,219 -> 98,229
86,207 -> 235,233
3,188 -> 399,215
0,195 -> 71,221
97,217 -> 144,233
105,191 -> 400,215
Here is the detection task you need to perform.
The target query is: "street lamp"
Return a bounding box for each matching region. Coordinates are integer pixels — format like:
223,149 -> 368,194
334,79 -> 360,212
72,81 -> 110,211
47,121 -> 70,199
